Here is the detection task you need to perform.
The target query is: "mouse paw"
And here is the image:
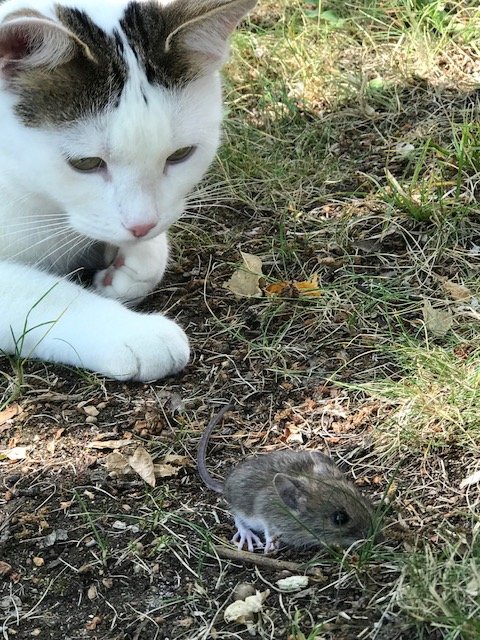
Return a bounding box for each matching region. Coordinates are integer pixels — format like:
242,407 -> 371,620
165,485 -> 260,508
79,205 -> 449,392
263,535 -> 280,554
232,522 -> 263,552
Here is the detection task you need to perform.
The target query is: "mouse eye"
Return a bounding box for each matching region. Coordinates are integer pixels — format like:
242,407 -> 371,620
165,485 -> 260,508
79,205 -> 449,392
332,510 -> 350,526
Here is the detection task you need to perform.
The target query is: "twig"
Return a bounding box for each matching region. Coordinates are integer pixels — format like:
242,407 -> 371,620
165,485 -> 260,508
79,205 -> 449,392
213,544 -> 325,579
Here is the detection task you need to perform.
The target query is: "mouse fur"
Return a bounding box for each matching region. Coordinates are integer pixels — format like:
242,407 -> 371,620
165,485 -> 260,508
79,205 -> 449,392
197,405 -> 376,552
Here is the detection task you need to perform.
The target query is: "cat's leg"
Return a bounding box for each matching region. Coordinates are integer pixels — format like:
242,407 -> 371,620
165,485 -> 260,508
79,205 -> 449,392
93,233 -> 169,305
0,261 -> 189,381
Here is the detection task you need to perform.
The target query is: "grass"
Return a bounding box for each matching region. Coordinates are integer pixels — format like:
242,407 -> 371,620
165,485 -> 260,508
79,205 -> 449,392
189,0 -> 480,637
2,1 -> 480,638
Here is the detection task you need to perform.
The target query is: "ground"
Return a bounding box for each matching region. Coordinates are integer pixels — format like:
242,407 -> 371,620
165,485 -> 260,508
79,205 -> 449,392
1,1 -> 480,639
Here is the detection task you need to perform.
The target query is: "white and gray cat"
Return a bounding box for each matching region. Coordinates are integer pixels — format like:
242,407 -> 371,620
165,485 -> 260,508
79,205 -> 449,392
0,0 -> 255,381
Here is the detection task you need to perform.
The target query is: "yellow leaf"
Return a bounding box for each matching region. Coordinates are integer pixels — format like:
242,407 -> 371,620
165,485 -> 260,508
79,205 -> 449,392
265,274 -> 321,298
224,252 -> 264,298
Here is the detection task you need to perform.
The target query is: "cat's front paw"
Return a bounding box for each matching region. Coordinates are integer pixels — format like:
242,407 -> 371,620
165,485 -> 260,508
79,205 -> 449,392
93,253 -> 158,304
102,314 -> 190,381
93,234 -> 169,305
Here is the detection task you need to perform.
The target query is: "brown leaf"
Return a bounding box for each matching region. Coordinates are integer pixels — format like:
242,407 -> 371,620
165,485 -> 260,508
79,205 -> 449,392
153,463 -> 181,479
0,561 -> 12,577
129,446 -> 156,487
104,452 -> 132,475
422,299 -> 453,337
161,454 -> 191,467
87,439 -> 132,450
85,616 -> 102,632
440,279 -> 472,301
0,403 -> 21,427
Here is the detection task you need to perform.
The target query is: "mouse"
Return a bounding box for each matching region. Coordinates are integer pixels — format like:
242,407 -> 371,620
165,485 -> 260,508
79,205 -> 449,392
197,404 -> 378,553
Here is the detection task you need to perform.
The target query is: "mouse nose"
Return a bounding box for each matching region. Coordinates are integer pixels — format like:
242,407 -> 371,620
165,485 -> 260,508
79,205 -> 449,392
127,222 -> 156,238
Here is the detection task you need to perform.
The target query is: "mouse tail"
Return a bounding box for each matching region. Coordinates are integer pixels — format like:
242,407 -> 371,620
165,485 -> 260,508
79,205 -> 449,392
196,403 -> 234,494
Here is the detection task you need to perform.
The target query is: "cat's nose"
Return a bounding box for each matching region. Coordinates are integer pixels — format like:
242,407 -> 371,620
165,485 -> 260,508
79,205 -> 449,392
128,223 -> 156,238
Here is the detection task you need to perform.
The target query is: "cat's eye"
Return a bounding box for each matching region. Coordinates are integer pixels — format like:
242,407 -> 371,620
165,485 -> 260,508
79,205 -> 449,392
68,157 -> 106,173
166,146 -> 196,164
331,510 -> 350,527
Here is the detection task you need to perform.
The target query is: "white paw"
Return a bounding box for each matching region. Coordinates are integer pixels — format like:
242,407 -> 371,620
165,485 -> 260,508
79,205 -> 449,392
93,253 -> 159,304
90,313 -> 190,381
93,234 -> 169,305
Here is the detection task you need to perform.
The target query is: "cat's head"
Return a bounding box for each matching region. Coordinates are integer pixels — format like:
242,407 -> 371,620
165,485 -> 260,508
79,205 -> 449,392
0,0 -> 255,243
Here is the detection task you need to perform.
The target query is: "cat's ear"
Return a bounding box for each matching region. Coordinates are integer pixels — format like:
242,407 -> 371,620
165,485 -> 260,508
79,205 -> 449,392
0,11 -> 93,76
165,0 -> 256,71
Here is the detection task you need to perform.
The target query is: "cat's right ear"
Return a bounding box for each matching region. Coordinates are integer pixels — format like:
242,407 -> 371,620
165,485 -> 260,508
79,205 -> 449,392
0,11 -> 93,76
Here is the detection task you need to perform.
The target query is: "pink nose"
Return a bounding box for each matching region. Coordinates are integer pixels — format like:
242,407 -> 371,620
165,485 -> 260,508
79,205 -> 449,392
128,223 -> 156,238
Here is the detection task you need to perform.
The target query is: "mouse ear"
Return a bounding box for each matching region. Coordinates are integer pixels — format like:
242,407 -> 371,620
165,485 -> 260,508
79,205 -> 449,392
274,474 -> 308,512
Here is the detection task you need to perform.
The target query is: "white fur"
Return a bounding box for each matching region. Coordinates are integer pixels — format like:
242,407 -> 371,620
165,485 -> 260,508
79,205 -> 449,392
0,0 -> 237,381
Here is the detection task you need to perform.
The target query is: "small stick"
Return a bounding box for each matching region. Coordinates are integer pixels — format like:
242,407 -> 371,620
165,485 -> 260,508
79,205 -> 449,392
212,544 -> 325,579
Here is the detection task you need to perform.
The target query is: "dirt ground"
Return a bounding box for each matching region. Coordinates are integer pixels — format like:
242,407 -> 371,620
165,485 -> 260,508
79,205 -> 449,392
1,196 -> 472,640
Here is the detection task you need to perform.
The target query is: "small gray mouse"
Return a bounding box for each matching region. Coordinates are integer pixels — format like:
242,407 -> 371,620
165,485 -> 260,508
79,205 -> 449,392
197,404 -> 377,553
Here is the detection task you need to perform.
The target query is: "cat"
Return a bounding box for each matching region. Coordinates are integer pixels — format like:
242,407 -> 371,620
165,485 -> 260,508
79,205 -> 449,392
0,0 -> 255,381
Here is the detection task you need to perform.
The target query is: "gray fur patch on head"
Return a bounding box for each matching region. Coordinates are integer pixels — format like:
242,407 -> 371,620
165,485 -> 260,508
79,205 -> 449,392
2,0 -> 255,127
119,0 -> 255,86
7,7 -> 127,126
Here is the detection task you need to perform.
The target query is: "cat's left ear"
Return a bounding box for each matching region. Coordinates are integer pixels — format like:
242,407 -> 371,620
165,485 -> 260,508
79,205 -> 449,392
165,0 -> 256,71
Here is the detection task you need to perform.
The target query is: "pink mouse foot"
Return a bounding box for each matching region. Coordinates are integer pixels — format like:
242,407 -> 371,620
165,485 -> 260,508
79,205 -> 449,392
232,521 -> 264,552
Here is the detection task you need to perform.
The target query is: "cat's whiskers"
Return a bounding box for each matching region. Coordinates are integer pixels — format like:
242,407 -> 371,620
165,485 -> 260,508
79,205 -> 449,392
2,220 -> 70,236
34,232 -> 89,270
48,235 -> 96,271
8,227 -> 75,263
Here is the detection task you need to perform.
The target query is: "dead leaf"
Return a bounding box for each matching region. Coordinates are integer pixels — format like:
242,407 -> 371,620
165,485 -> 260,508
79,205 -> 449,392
0,562 -> 12,578
85,616 -> 102,631
224,589 -> 270,634
0,446 -> 29,461
265,273 -> 321,298
295,274 -> 322,297
87,439 -> 132,450
224,252 -> 264,298
0,404 -> 21,427
440,279 -> 472,301
83,405 -> 99,417
282,425 -> 304,444
161,454 -> 191,467
422,299 -> 453,337
87,584 -> 98,600
104,452 -> 132,476
466,576 -> 480,597
129,446 -> 156,487
276,576 -> 309,592
153,463 -> 181,478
